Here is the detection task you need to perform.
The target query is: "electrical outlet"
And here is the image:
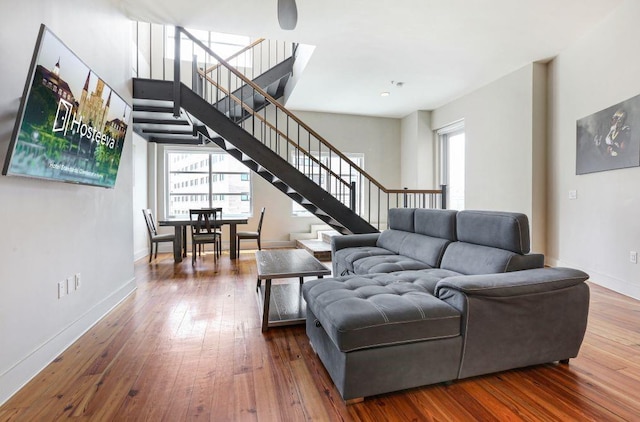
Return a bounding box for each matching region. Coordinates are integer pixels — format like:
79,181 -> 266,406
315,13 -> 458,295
58,281 -> 66,299
75,273 -> 81,290
568,190 -> 577,200
631,251 -> 638,264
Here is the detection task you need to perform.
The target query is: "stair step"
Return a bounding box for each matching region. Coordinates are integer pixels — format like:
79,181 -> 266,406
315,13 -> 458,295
295,239 -> 332,261
318,230 -> 341,244
289,224 -> 332,241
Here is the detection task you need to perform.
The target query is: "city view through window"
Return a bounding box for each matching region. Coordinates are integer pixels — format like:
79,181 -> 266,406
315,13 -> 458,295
166,150 -> 251,218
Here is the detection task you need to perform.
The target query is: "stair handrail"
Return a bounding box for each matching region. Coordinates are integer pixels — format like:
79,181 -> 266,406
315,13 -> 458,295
173,27 -> 445,229
199,72 -> 351,189
174,26 -> 403,195
202,37 -> 266,75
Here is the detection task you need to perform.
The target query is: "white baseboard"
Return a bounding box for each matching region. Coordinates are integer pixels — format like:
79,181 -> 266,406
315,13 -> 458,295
0,278 -> 137,406
546,257 -> 640,300
133,247 -> 148,262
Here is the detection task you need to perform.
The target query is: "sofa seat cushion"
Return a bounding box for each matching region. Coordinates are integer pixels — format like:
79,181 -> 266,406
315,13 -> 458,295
378,269 -> 463,294
302,275 -> 461,352
333,246 -> 395,275
353,254 -> 433,274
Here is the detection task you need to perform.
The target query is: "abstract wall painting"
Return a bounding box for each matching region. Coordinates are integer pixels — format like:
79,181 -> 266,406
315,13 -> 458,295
576,94 -> 640,175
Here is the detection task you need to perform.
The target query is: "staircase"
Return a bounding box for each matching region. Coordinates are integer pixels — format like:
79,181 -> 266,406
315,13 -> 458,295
132,26 -> 445,235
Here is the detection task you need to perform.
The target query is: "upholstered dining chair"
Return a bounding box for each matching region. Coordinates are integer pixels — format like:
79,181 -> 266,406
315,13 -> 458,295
142,209 -> 176,263
189,208 -> 222,265
236,207 -> 265,258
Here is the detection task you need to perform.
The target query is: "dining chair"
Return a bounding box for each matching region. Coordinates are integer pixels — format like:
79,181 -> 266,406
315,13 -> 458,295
236,207 -> 265,258
189,208 -> 222,265
142,209 -> 176,263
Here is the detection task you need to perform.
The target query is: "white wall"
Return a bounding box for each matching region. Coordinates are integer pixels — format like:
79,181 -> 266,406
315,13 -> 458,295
401,111 -> 435,189
132,133 -> 149,260
431,63 -> 547,253
0,0 -> 135,404
547,0 -> 640,299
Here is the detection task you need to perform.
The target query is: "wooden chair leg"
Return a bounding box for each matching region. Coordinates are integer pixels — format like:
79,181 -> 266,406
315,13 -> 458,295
149,241 -> 153,263
257,237 -> 261,250
154,242 -> 158,260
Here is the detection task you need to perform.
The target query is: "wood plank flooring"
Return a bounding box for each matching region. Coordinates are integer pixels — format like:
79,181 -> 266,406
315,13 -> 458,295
1,250 -> 639,421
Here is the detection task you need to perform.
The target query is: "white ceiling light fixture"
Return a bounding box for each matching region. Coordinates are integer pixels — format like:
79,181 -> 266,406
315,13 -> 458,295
380,92 -> 390,97
278,0 -> 298,30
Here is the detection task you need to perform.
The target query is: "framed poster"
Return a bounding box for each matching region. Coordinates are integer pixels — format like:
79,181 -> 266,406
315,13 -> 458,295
576,94 -> 640,175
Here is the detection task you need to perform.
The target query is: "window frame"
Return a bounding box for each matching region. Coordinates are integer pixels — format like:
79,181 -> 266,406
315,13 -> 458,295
164,146 -> 252,219
437,120 -> 465,210
291,151 -> 365,217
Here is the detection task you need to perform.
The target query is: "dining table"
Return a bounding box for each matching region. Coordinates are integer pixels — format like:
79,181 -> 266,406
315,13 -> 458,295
159,216 -> 249,263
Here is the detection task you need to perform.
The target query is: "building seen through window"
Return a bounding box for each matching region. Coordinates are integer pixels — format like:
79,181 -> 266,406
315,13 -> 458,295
166,150 -> 251,218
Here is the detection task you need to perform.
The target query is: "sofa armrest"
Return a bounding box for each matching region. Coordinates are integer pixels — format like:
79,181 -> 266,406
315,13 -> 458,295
435,267 -> 590,379
331,233 -> 380,253
506,253 -> 545,271
435,267 -> 588,298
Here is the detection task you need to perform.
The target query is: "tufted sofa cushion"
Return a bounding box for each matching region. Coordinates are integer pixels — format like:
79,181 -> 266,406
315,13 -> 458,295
302,274 -> 462,352
353,254 -> 432,274
333,246 -> 395,275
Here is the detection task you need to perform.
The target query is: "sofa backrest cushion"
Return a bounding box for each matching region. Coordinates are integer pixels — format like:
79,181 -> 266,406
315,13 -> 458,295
398,233 -> 451,268
456,210 -> 530,254
388,208 -> 415,231
414,208 -> 457,241
377,229 -> 409,254
440,242 -> 519,275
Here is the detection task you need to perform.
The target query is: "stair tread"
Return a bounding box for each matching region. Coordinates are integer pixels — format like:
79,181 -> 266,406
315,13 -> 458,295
295,239 -> 332,261
296,239 -> 331,252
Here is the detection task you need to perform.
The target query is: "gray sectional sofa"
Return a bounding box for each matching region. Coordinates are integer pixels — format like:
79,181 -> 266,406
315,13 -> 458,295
302,208 -> 590,402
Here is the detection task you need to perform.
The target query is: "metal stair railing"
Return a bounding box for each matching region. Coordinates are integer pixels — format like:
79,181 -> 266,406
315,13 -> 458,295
170,26 -> 445,230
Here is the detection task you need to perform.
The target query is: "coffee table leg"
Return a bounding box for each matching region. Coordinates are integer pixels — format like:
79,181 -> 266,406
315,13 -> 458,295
262,279 -> 272,332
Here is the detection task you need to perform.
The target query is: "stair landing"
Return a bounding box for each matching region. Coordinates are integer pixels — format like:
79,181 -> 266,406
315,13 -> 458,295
295,230 -> 341,261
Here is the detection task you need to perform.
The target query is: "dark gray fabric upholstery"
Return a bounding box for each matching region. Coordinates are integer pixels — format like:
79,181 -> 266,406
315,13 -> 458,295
504,253 -> 546,272
440,242 -> 520,275
353,254 -> 432,274
388,208 -> 415,231
333,246 -> 395,275
376,229 -> 409,254
435,267 -> 589,297
306,308 -> 463,400
332,233 -> 380,252
456,210 -> 531,254
398,233 -> 451,268
313,208 -> 590,402
414,208 -> 458,240
303,276 -> 461,352
377,269 -> 463,294
331,233 -> 381,275
436,267 -> 590,379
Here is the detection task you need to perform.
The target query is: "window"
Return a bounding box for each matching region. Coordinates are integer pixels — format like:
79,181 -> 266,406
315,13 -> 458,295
165,26 -> 252,67
438,121 -> 465,210
292,152 -> 365,216
166,149 -> 251,218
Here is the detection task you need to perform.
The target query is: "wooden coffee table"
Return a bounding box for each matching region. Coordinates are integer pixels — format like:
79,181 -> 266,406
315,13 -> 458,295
255,249 -> 331,332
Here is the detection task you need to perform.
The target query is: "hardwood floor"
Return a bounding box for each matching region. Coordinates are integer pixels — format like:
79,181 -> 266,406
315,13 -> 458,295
1,251 -> 639,421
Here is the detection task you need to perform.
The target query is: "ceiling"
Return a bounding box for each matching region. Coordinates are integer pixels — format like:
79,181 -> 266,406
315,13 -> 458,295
116,0 -> 621,118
